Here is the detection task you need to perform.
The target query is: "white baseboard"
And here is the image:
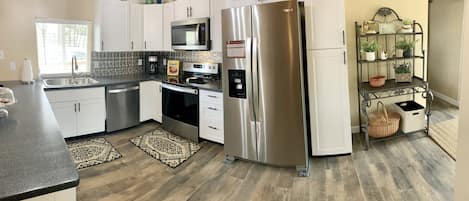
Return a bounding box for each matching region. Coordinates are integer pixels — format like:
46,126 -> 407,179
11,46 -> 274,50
431,89 -> 459,106
352,126 -> 360,134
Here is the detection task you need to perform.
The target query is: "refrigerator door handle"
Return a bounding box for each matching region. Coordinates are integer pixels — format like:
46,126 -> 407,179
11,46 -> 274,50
246,37 -> 256,122
252,37 -> 260,120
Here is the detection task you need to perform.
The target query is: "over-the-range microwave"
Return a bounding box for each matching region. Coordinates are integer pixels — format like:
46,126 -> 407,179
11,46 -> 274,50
171,18 -> 211,51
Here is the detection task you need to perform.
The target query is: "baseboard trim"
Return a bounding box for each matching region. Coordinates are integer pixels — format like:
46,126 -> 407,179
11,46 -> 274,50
431,89 -> 459,106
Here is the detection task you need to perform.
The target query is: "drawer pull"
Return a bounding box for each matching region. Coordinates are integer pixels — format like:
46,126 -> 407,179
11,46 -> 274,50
208,126 -> 217,130
208,107 -> 218,111
207,95 -> 218,98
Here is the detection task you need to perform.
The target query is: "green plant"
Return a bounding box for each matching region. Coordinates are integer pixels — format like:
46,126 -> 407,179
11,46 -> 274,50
361,41 -> 379,53
396,39 -> 417,51
403,19 -> 413,26
395,63 -> 411,74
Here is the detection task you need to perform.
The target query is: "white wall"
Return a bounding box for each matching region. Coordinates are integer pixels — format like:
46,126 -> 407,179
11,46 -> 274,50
428,0 -> 464,103
454,0 -> 469,199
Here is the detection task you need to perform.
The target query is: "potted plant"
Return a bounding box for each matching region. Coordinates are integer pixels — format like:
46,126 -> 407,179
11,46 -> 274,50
361,41 -> 379,61
394,63 -> 412,82
400,19 -> 413,33
396,39 -> 417,58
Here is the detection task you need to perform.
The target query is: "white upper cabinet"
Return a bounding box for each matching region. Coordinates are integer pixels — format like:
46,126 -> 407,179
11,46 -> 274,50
163,2 -> 175,51
174,0 -> 210,21
130,3 -> 144,51
304,0 -> 346,50
307,49 -> 352,155
190,0 -> 211,19
95,0 -> 130,51
143,4 -> 164,51
210,0 -> 225,52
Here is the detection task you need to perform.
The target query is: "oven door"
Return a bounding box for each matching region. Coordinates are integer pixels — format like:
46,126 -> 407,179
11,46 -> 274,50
161,83 -> 199,142
171,18 -> 210,50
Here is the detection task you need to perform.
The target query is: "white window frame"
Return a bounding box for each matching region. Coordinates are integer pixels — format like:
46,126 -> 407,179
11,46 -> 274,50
35,18 -> 93,78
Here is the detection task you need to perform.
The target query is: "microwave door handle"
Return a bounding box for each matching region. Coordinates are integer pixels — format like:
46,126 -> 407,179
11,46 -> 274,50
195,24 -> 200,44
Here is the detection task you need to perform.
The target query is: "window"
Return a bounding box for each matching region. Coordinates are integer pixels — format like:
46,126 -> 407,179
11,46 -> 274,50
35,19 -> 91,75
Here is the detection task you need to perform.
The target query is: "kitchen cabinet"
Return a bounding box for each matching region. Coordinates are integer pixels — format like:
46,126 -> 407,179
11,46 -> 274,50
163,2 -> 175,51
140,81 -> 162,122
46,87 -> 106,138
94,0 -> 130,51
210,0 -> 225,52
130,3 -> 144,51
174,0 -> 210,21
307,49 -> 352,155
304,0 -> 346,50
199,90 -> 224,144
143,4 -> 164,51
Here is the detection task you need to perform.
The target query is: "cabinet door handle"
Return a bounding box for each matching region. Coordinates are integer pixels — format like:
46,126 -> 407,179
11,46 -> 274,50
343,51 -> 347,65
187,7 -> 189,18
208,107 -> 218,111
342,30 -> 345,45
207,95 -> 218,98
131,41 -> 134,50
208,126 -> 217,130
190,6 -> 192,17
78,103 -> 81,112
74,103 -> 77,112
159,85 -> 162,92
144,41 -> 147,50
101,40 -> 104,51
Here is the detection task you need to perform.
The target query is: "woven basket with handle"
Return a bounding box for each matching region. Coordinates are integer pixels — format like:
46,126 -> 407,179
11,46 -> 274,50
368,101 -> 401,138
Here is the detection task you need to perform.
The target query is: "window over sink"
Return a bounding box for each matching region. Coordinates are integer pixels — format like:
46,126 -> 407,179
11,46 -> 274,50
35,18 -> 91,76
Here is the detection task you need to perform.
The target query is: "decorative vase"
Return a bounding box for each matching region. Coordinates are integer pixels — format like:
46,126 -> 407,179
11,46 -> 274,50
365,52 -> 376,61
403,49 -> 413,58
395,73 -> 412,83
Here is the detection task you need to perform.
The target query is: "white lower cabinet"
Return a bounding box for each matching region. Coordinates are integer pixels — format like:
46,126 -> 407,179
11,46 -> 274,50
140,81 -> 162,122
307,49 -> 352,155
199,90 -> 224,144
46,88 -> 106,138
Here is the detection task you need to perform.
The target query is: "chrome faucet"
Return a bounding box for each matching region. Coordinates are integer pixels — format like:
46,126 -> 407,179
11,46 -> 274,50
71,56 -> 79,79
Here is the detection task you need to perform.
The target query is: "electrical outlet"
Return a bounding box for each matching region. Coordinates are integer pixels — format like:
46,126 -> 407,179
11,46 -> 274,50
0,50 -> 4,60
138,59 -> 143,66
9,61 -> 16,71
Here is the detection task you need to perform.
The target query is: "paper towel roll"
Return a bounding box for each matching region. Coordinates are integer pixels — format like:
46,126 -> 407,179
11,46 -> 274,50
22,58 -> 34,84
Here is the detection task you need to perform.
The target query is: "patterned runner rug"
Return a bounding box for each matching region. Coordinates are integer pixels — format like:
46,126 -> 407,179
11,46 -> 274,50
67,138 -> 122,170
130,128 -> 202,168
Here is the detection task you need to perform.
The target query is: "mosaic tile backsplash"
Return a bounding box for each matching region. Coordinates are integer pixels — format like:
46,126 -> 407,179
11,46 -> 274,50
91,51 -> 223,77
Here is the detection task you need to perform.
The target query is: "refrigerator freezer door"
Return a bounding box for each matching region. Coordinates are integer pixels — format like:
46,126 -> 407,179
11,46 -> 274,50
222,6 -> 258,161
252,1 -> 308,166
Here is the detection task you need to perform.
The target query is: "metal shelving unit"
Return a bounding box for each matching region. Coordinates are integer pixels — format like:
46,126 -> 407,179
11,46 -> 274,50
355,7 -> 434,149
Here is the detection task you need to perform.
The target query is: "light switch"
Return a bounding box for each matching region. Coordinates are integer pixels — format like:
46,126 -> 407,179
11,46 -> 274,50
9,61 -> 16,71
0,50 -> 4,60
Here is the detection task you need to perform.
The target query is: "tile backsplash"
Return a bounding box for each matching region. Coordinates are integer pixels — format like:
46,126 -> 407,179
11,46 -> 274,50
91,51 -> 222,77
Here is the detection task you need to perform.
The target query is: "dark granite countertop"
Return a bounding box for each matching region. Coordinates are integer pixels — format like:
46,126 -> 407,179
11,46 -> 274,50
0,81 -> 79,201
43,74 -> 223,92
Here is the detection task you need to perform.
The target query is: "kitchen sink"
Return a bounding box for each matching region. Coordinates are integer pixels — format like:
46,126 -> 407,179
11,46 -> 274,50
43,77 -> 100,88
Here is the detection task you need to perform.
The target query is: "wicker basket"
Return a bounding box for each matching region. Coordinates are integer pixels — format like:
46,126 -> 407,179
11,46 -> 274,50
368,101 -> 401,138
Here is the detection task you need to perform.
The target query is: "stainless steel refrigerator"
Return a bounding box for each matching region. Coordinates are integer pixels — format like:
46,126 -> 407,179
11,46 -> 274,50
222,1 -> 309,176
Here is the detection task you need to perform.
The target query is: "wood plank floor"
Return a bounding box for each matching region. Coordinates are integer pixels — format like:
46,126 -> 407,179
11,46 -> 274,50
77,122 -> 455,201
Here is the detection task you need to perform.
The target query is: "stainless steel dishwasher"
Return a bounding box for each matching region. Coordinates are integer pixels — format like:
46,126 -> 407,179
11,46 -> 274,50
106,83 -> 140,132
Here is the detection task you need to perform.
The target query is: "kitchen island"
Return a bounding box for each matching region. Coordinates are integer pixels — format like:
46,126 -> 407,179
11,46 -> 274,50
0,81 -> 79,201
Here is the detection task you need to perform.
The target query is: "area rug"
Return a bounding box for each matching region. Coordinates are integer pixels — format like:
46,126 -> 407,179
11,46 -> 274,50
130,128 -> 202,168
67,138 -> 122,170
429,118 -> 458,159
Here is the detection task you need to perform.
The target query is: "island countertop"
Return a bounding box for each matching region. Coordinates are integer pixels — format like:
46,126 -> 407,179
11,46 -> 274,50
0,81 -> 79,201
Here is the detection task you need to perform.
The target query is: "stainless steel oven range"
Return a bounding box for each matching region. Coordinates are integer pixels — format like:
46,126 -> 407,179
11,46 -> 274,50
162,62 -> 220,142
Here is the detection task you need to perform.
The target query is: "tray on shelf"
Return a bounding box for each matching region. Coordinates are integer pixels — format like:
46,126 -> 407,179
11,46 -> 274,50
359,77 -> 426,94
